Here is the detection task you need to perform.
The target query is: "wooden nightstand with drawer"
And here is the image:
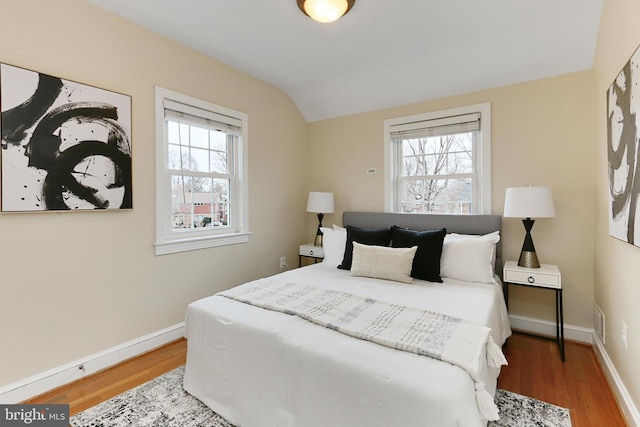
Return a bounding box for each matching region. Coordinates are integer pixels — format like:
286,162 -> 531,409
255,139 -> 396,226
503,260 -> 564,361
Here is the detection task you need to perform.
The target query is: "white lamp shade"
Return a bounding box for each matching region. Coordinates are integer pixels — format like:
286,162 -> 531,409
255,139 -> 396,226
306,192 -> 335,213
503,186 -> 556,218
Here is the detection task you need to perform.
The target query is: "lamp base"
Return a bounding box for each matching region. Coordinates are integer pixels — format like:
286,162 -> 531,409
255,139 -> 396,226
518,250 -> 540,268
314,212 -> 324,246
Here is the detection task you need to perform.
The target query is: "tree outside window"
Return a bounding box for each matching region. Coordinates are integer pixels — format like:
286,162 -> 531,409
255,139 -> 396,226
384,103 -> 491,214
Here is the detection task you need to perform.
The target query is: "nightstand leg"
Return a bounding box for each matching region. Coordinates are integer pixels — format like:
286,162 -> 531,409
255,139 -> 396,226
504,283 -> 509,310
556,289 -> 565,362
556,290 -> 560,346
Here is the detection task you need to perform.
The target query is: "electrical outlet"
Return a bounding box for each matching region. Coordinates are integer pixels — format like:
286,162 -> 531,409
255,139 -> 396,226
280,256 -> 287,269
622,320 -> 628,349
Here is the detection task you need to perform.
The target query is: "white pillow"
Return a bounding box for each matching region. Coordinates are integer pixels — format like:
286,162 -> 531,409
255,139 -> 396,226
349,242 -> 417,284
320,225 -> 347,266
440,232 -> 500,283
447,230 -> 500,240
445,231 -> 500,269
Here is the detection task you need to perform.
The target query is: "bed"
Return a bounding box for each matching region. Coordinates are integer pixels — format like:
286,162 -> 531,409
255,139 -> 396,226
183,211 -> 512,427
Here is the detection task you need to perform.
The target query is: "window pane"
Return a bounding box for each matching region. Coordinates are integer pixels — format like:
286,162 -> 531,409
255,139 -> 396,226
171,214 -> 191,230
211,178 -> 230,226
170,174 -> 232,230
447,133 -> 473,174
210,150 -> 228,173
171,175 -> 191,230
210,130 -> 227,151
447,150 -> 473,174
166,120 -> 230,173
167,121 -> 181,144
190,125 -> 209,149
210,131 -> 228,173
190,147 -> 209,172
167,144 -> 183,169
400,178 -> 472,214
402,154 -> 423,176
199,177 -> 212,193
401,134 -> 475,178
179,123 -> 189,145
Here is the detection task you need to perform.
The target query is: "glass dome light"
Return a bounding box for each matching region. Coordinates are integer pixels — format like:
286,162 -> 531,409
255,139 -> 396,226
297,0 -> 355,23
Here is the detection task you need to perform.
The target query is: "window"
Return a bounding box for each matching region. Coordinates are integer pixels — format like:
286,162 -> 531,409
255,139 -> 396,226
384,103 -> 491,214
155,87 -> 249,255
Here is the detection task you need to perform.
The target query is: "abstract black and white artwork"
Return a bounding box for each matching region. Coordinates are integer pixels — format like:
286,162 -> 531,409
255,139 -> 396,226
607,45 -> 640,246
0,63 -> 132,212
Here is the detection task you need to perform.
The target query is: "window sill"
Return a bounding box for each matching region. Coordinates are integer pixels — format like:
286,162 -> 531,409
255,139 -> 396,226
155,232 -> 251,255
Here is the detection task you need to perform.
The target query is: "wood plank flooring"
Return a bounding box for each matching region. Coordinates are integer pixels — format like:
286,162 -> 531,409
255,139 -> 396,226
25,333 -> 627,426
498,332 -> 627,427
24,338 -> 187,416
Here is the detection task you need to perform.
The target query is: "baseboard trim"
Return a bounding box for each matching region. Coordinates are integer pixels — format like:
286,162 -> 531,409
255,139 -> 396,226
508,314 -> 594,344
0,322 -> 185,404
593,334 -> 640,427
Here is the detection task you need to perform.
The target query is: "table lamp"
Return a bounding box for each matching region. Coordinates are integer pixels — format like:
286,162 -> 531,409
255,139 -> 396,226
306,192 -> 335,246
503,186 -> 556,268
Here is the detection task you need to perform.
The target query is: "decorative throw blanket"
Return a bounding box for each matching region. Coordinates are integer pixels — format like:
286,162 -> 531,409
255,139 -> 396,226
219,280 -> 508,421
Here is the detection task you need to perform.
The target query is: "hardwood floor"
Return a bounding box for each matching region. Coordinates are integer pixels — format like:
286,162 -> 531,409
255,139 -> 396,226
26,333 -> 627,426
498,332 -> 627,427
24,339 -> 187,416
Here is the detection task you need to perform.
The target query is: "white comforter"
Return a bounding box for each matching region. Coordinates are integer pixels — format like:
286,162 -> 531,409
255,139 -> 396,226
183,263 -> 512,427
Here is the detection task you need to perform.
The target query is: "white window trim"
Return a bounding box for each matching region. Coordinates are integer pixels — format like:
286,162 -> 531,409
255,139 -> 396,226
154,87 -> 250,255
383,102 -> 492,214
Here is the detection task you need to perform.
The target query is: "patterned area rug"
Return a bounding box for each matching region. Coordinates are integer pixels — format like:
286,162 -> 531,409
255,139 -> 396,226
71,366 -> 571,427
492,389 -> 572,427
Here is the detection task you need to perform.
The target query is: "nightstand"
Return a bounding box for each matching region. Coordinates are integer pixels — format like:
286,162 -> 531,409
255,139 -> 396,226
299,243 -> 324,267
503,260 -> 564,361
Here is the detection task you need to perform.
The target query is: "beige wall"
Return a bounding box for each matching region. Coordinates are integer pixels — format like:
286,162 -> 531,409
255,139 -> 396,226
0,0 -> 309,387
593,0 -> 640,415
308,71 -> 595,330
3,0 -> 637,417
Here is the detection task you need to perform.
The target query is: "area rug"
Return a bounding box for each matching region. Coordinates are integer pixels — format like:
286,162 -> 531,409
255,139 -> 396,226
70,366 -> 571,427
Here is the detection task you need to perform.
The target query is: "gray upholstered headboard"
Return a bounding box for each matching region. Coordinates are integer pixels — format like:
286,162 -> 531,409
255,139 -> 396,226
342,211 -> 502,276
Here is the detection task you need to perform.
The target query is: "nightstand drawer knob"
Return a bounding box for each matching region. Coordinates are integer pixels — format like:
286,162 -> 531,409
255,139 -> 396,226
528,276 -> 535,283
309,250 -> 314,255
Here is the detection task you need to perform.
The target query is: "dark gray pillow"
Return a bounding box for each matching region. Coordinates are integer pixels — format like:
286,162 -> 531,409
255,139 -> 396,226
338,225 -> 392,270
391,226 -> 446,283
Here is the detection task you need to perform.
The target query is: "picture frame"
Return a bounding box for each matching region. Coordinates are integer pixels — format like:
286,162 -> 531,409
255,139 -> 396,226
0,63 -> 132,212
606,44 -> 640,246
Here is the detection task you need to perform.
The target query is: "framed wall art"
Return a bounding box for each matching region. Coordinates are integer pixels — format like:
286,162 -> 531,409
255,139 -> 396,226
0,63 -> 132,212
607,44 -> 640,246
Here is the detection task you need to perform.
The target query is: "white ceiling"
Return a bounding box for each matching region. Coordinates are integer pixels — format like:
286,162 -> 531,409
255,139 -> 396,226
85,0 -> 603,122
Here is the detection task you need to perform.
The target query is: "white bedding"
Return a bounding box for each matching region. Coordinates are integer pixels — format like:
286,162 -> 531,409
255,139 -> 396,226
183,262 -> 512,427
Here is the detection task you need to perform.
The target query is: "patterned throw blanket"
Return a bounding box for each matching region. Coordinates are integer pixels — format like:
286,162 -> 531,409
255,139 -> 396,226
219,280 -> 508,421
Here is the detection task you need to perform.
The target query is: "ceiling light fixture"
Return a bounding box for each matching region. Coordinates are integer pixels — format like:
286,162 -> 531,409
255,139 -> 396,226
297,0 -> 355,23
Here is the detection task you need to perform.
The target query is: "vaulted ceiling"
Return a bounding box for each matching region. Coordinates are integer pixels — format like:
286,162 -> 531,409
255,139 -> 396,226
86,0 -> 603,122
